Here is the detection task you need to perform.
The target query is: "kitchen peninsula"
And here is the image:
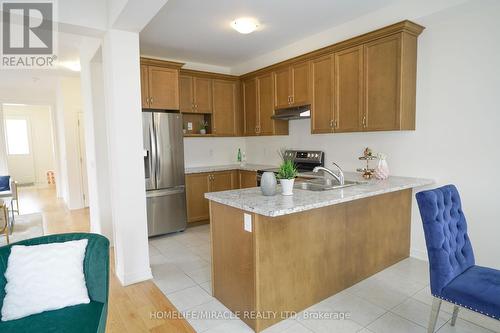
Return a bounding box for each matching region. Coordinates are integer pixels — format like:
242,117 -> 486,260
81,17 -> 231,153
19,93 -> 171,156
205,174 -> 433,332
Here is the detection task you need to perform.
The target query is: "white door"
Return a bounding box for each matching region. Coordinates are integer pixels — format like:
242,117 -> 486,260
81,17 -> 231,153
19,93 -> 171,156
77,113 -> 89,207
5,116 -> 36,184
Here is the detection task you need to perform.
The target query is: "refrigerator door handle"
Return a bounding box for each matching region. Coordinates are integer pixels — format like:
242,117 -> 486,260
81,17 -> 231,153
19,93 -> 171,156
154,113 -> 161,187
150,115 -> 158,189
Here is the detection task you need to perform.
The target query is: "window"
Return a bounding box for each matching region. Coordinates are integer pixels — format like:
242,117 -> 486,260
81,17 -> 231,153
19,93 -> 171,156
5,118 -> 30,155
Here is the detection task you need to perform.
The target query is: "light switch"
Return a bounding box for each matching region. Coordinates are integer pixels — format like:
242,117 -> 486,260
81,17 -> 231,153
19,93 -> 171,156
244,213 -> 252,232
187,122 -> 193,130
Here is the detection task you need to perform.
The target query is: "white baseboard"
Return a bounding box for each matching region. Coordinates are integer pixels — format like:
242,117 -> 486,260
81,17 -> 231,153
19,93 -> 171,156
116,267 -> 153,286
410,247 -> 428,261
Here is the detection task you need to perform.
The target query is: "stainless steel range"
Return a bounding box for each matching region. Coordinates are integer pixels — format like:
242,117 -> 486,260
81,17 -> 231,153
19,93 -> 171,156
257,150 -> 324,185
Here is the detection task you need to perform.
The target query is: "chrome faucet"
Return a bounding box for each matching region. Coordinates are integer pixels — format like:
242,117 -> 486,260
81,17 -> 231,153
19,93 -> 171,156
313,163 -> 345,185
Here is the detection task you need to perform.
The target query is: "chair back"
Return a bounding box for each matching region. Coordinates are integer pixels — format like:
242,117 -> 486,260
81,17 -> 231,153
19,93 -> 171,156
416,185 -> 475,295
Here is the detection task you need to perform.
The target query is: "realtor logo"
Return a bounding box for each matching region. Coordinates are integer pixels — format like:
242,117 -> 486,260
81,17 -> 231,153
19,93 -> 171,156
1,1 -> 57,68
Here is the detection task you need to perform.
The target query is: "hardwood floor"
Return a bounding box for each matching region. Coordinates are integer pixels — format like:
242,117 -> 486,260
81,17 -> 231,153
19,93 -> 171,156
17,186 -> 195,333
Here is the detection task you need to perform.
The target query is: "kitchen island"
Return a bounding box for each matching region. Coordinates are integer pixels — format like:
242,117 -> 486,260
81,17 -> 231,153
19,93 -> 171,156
204,173 -> 433,332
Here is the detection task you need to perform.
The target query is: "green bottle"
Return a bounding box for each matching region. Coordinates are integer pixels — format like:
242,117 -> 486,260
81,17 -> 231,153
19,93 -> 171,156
237,148 -> 242,162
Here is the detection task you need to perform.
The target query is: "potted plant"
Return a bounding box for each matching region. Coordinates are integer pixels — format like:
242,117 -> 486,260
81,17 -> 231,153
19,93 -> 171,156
199,120 -> 209,135
277,159 -> 297,196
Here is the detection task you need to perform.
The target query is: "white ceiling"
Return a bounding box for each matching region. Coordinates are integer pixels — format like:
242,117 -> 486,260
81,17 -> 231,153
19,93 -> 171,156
140,0 -> 398,68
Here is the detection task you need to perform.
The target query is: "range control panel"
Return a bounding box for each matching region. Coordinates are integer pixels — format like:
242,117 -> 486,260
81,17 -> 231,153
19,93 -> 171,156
284,150 -> 324,164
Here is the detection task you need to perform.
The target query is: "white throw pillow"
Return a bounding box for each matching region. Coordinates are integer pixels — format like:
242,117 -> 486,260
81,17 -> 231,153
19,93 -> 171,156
1,239 -> 90,321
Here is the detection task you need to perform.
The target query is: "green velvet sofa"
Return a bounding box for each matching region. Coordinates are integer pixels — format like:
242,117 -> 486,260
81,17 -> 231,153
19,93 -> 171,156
0,233 -> 109,333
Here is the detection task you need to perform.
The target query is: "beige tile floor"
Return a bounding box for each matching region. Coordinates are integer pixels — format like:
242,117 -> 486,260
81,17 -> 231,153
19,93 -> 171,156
150,225 -> 500,333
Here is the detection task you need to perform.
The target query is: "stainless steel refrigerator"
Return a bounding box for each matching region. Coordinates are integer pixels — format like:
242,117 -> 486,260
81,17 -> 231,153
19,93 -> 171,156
143,111 -> 187,236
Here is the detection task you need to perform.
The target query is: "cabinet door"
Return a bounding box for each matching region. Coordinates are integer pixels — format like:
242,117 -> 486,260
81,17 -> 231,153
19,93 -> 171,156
185,173 -> 210,223
290,61 -> 310,106
257,73 -> 274,135
210,171 -> 235,192
273,67 -> 291,109
148,66 -> 179,110
239,171 -> 257,189
335,46 -> 364,132
364,34 -> 401,131
179,75 -> 194,113
194,77 -> 213,113
140,65 -> 150,108
213,80 -> 236,136
311,55 -> 334,134
243,78 -> 258,136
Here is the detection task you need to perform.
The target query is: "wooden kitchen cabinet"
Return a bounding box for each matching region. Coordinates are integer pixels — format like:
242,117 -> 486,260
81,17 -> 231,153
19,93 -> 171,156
211,171 -> 236,192
140,59 -> 182,110
212,79 -> 237,136
243,74 -> 289,136
140,65 -> 150,108
243,78 -> 258,136
179,75 -> 194,113
311,55 -> 334,134
185,172 -> 210,223
238,170 -> 257,189
180,75 -> 213,114
257,73 -> 275,135
334,45 -> 364,132
364,33 -> 417,131
273,67 -> 290,110
185,170 -> 238,223
273,61 -> 311,109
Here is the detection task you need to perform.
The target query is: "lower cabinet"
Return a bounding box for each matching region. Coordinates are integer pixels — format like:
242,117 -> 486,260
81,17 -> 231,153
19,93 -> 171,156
238,170 -> 257,189
185,170 -> 238,223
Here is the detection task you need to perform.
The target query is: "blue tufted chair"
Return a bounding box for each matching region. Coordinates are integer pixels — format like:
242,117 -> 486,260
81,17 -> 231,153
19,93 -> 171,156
416,185 -> 500,332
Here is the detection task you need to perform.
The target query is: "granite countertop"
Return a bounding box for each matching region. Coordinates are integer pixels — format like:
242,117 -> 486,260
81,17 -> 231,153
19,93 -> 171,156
204,172 -> 433,217
185,163 -> 276,174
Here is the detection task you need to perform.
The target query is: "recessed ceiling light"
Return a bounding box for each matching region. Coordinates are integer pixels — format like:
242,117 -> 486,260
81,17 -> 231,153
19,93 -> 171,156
231,17 -> 259,34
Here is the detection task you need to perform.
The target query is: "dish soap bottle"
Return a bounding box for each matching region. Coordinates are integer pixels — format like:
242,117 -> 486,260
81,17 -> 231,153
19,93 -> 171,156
237,148 -> 242,163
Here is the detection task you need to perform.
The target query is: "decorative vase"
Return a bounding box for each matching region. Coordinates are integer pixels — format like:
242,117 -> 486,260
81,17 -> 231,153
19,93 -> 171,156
199,128 -> 206,135
260,172 -> 277,196
280,178 -> 295,196
374,157 -> 389,180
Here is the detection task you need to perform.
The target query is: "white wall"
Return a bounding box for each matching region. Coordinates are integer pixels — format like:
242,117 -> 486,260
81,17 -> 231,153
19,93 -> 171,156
0,105 -> 8,175
3,105 -> 56,186
55,77 -> 86,209
183,137 -> 246,168
241,0 -> 500,269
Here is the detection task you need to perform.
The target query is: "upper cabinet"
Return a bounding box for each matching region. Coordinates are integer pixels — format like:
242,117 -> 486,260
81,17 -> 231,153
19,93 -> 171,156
243,78 -> 258,136
273,61 -> 311,109
243,74 -> 289,136
334,45 -> 364,132
309,23 -> 422,133
140,59 -> 182,110
311,55 -> 334,134
364,33 -> 410,131
212,79 -> 238,136
179,74 -> 213,114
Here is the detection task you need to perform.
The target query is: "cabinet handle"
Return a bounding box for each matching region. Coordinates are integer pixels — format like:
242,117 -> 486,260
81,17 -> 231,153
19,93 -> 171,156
334,120 -> 338,128
290,96 -> 294,104
362,116 -> 367,128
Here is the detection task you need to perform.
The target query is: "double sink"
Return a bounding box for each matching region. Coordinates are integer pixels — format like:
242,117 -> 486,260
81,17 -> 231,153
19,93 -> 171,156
294,178 -> 364,191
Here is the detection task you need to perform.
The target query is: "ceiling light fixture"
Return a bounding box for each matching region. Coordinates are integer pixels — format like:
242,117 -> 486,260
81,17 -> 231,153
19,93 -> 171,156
231,17 -> 259,34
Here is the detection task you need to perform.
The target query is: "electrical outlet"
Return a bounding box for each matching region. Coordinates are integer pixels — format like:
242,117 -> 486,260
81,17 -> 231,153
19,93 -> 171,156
244,213 -> 252,232
187,122 -> 193,130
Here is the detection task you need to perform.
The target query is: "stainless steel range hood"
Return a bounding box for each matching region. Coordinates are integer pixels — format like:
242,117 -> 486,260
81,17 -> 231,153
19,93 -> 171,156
271,105 -> 311,120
